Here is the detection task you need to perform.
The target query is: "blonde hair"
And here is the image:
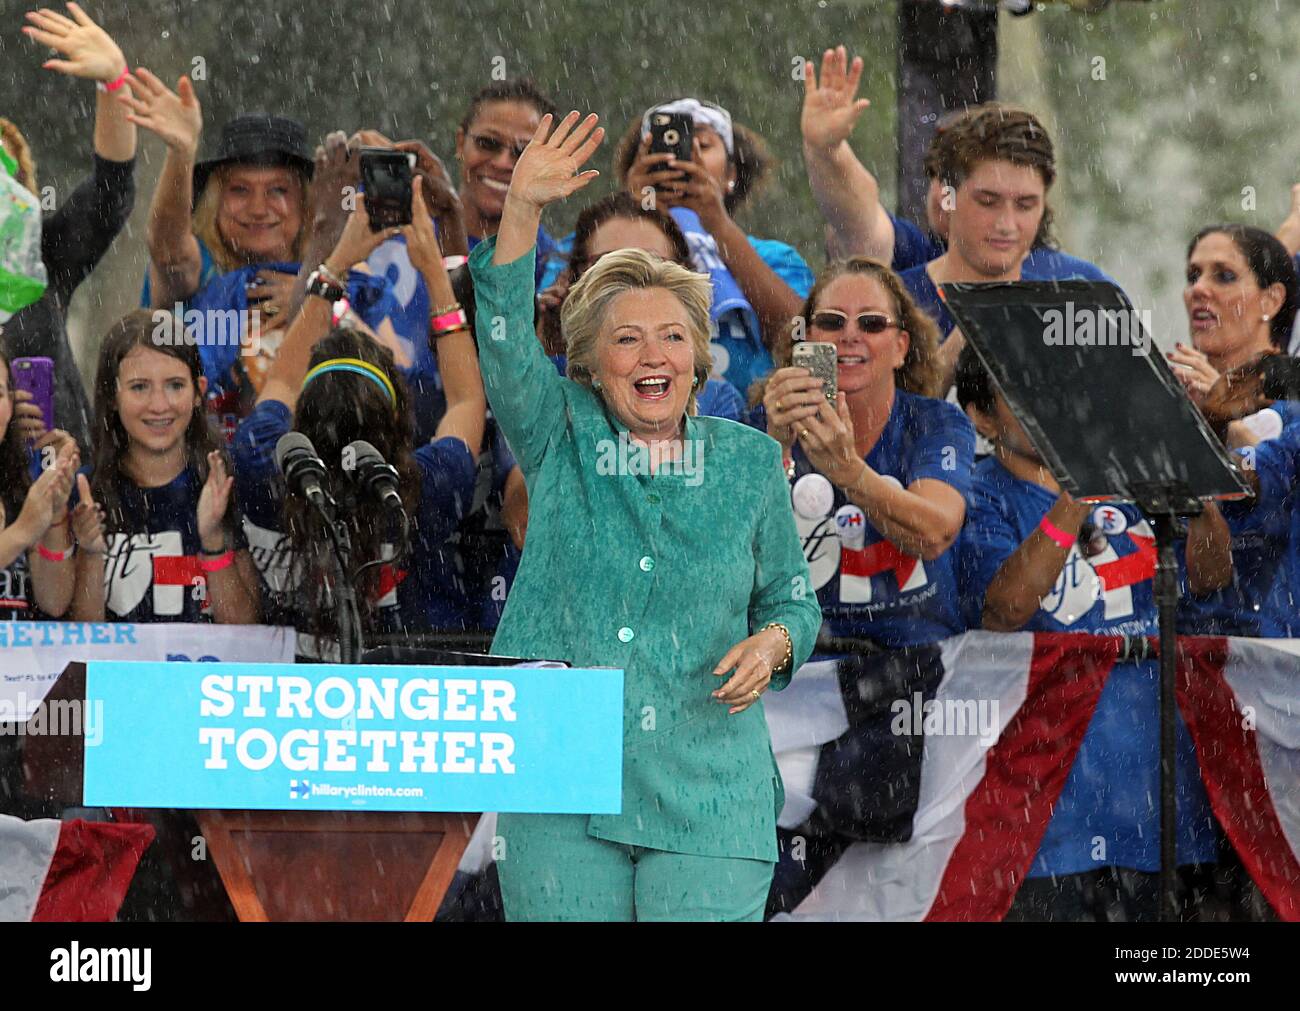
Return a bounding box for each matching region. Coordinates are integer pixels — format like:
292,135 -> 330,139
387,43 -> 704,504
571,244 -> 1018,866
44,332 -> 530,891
766,257 -> 943,400
561,248 -> 713,415
0,118 -> 38,193
192,163 -> 309,274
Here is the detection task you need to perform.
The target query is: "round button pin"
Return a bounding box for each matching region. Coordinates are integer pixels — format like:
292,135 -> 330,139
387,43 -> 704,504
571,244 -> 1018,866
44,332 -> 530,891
639,557 -> 655,572
618,627 -> 635,643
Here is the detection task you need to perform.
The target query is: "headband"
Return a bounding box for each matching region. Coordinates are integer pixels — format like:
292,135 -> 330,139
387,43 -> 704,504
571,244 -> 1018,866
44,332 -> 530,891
641,98 -> 734,157
301,358 -> 397,409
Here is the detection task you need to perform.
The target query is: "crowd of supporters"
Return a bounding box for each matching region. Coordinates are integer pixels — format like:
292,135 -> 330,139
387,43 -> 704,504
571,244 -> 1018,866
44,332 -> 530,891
3,9 -> 1299,921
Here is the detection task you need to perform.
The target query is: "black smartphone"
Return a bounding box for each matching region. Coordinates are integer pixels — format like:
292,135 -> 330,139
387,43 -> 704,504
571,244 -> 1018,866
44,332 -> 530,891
359,147 -> 415,231
648,112 -> 693,163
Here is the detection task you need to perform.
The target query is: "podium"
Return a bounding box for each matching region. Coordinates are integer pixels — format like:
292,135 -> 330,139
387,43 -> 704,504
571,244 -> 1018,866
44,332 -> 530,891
20,655 -> 621,922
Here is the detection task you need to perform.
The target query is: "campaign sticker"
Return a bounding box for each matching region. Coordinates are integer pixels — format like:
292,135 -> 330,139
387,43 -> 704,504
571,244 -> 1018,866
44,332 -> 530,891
792,473 -> 835,520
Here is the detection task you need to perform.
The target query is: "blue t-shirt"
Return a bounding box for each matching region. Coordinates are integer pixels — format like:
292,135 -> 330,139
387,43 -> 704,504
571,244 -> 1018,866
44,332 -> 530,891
1180,406 -> 1300,637
901,256 -> 1121,341
79,465 -> 248,624
956,456 -> 1215,876
788,390 -> 975,648
536,231 -> 814,398
888,213 -> 1114,283
1225,417 -> 1300,636
231,400 -> 477,638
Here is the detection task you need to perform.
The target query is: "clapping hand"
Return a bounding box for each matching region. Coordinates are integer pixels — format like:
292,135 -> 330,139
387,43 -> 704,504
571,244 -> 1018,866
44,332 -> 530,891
196,451 -> 234,552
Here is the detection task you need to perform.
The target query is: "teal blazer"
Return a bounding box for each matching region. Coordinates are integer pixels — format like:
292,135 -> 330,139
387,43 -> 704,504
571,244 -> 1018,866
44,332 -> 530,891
469,239 -> 822,861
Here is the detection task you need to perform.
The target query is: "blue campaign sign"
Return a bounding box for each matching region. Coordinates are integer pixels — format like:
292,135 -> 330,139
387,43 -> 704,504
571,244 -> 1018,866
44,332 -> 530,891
83,662 -> 624,814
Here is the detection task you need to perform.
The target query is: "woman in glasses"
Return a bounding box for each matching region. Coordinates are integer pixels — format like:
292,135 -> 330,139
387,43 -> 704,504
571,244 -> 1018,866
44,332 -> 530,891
456,79 -> 563,289
612,99 -> 815,398
761,257 -> 972,651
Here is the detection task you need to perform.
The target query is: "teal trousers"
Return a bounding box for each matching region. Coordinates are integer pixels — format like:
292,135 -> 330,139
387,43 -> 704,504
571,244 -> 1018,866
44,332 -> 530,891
497,813 -> 774,922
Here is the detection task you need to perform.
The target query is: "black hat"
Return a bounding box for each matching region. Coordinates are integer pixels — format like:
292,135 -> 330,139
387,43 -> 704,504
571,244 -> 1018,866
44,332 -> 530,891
192,114 -> 314,201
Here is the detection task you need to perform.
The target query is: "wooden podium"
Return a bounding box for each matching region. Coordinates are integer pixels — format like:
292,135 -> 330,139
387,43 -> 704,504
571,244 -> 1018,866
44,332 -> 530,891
22,662 -> 477,922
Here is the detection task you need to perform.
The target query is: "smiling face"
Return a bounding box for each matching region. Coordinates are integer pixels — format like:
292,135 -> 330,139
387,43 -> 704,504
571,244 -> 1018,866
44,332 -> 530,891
1184,231 -> 1281,371
808,273 -> 910,398
594,288 -> 697,441
216,165 -> 304,262
946,158 -> 1044,278
456,99 -> 545,229
115,346 -> 205,459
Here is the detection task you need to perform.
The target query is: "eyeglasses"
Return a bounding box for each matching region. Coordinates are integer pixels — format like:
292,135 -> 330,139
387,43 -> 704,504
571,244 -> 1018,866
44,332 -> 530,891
468,132 -> 529,161
810,310 -> 897,335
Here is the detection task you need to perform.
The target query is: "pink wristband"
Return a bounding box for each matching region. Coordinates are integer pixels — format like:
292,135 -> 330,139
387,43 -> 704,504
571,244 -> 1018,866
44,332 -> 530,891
37,542 -> 75,563
199,550 -> 236,574
431,308 -> 469,333
97,68 -> 130,93
1038,516 -> 1076,550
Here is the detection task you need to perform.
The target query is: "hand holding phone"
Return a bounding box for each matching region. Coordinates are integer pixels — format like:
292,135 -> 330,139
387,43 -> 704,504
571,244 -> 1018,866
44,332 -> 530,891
359,147 -> 416,231
792,342 -> 838,404
11,357 -> 54,442
648,112 -> 693,165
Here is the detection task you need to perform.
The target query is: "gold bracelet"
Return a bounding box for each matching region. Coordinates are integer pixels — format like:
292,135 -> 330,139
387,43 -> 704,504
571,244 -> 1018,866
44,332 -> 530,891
761,622 -> 794,676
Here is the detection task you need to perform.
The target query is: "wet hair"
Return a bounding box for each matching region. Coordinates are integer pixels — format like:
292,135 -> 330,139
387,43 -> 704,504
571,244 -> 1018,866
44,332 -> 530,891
928,103 -> 1057,251
88,310 -> 228,537
192,162 -> 309,275
569,191 -> 691,276
0,349 -> 31,526
0,118 -> 37,193
612,114 -> 774,215
1187,224 -> 1300,349
459,78 -> 557,133
285,328 -> 421,639
561,248 -> 713,415
541,191 -> 693,354
955,343 -> 998,415
764,257 -> 943,401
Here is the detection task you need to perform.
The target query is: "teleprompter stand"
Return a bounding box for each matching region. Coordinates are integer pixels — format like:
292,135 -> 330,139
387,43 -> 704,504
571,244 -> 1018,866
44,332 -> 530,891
943,280 -> 1250,922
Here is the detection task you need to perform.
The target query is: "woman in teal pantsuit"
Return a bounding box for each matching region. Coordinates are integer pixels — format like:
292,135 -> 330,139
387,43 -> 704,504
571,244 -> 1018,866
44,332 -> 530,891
469,111 -> 822,921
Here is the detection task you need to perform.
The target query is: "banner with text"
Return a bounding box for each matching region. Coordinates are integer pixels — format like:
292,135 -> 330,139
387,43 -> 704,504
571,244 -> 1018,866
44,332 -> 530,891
83,662 -> 624,814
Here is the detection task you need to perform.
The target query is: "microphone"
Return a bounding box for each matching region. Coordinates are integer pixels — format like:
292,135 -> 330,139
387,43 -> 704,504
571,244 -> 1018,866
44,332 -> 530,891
344,440 -> 404,512
275,432 -> 332,510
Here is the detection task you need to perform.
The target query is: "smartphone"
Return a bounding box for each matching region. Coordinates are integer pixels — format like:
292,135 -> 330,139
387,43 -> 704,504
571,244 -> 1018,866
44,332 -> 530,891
359,148 -> 415,231
792,342 -> 838,404
648,112 -> 694,163
11,356 -> 54,436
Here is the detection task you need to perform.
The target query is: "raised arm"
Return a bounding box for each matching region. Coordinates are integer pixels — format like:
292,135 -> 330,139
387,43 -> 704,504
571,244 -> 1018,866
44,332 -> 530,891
404,178 -> 485,456
1276,184 -> 1300,258
118,69 -> 205,307
24,4 -> 136,163
980,494 -> 1091,632
471,112 -> 602,475
801,46 -> 894,262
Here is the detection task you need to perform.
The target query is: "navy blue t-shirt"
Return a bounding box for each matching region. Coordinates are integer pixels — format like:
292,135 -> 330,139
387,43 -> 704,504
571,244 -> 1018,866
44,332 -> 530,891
957,456 -> 1215,876
232,400 -> 477,639
889,212 -> 1115,283
788,390 -> 975,648
901,255 -> 1120,341
81,465 -> 248,624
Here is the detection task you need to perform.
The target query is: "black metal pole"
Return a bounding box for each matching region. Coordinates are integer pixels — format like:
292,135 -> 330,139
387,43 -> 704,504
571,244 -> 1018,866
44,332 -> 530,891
896,0 -> 999,226
1151,510 -> 1180,923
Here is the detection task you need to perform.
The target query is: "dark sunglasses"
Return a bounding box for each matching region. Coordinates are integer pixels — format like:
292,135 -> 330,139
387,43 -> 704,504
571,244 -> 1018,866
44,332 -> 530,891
810,310 -> 897,335
468,132 -> 529,161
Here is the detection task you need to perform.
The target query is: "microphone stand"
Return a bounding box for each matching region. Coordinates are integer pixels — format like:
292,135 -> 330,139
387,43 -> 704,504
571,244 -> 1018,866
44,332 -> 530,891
309,492 -> 364,666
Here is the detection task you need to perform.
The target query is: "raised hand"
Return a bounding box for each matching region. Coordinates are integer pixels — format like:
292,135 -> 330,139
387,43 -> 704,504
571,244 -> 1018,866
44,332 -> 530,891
402,177 -> 444,279
196,451 -> 234,552
505,111 -> 604,211
14,451 -> 75,546
119,69 -> 202,156
801,45 -> 871,152
71,473 -> 107,554
325,194 -> 400,276
798,393 -> 864,489
23,3 -> 126,83
1168,342 -> 1222,406
763,366 -> 826,453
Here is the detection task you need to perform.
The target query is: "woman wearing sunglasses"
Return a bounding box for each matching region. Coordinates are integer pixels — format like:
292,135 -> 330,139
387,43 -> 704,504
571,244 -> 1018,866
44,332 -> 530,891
761,257 -> 973,652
